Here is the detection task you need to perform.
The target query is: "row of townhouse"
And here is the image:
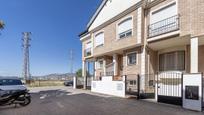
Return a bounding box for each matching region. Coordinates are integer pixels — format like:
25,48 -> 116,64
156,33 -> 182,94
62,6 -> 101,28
79,0 -> 204,104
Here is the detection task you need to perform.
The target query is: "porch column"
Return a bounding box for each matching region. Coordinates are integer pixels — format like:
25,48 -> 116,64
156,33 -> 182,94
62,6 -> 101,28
113,54 -> 118,76
73,76 -> 77,89
103,59 -> 106,76
190,37 -> 198,73
94,61 -> 97,79
82,60 -> 87,89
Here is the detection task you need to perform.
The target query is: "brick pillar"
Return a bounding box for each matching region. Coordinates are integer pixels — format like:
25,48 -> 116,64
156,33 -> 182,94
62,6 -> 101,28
140,47 -> 146,92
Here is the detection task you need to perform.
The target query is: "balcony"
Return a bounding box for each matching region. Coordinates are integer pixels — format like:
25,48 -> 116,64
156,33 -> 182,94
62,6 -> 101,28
84,48 -> 92,57
148,15 -> 180,38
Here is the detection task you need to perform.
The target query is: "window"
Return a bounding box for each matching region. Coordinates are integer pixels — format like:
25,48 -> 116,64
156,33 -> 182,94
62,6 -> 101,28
86,41 -> 92,49
149,2 -> 179,37
118,17 -> 133,39
97,60 -> 103,69
159,51 -> 185,71
0,79 -> 23,86
84,42 -> 92,57
95,32 -> 104,47
127,52 -> 137,65
151,2 -> 177,24
129,80 -> 137,86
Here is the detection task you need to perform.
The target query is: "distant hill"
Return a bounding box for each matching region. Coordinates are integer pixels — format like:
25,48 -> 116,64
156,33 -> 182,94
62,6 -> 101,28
0,76 -> 19,78
32,73 -> 75,80
0,73 -> 75,80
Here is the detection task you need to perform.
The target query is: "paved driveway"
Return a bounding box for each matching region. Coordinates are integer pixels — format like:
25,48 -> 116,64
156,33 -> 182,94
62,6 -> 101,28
0,86 -> 203,115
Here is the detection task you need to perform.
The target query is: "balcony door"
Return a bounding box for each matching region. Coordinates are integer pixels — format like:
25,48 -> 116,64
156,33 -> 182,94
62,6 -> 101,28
149,2 -> 178,37
150,2 -> 177,24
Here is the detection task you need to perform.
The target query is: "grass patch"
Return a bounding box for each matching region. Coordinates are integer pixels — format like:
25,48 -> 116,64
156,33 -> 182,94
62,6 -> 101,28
28,80 -> 65,87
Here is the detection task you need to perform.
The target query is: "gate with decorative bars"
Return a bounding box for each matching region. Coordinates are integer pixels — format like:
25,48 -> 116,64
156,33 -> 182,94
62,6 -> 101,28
157,72 -> 183,105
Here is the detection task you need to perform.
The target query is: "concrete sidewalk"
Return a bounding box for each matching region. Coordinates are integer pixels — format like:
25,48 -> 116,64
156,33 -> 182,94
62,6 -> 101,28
29,86 -> 113,98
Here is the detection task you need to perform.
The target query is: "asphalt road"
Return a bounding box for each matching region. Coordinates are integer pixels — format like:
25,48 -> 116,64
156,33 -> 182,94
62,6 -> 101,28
0,86 -> 203,115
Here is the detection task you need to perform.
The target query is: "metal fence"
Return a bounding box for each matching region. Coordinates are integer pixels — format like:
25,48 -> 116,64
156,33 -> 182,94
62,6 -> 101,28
76,77 -> 92,89
100,71 -> 114,77
141,74 -> 156,99
125,74 -> 140,97
148,15 -> 180,38
124,74 -> 156,99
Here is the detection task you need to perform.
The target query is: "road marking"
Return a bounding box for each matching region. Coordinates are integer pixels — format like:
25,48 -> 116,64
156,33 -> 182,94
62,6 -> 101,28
40,94 -> 48,99
56,102 -> 64,108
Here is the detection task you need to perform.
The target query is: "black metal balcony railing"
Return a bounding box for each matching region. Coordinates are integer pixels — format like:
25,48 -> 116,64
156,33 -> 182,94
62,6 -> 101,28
84,48 -> 92,57
148,15 -> 180,38
118,29 -> 132,39
100,71 -> 114,77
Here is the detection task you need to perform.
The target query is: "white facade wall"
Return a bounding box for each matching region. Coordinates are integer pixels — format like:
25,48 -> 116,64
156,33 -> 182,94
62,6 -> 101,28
91,76 -> 126,97
89,0 -> 141,31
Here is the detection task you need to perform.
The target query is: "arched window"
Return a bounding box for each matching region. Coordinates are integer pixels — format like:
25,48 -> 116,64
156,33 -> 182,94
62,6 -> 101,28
118,17 -> 133,39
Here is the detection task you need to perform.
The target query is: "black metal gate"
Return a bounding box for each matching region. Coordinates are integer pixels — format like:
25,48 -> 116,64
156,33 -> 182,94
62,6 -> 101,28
125,74 -> 140,98
141,74 -> 156,99
157,72 -> 183,105
125,74 -> 156,99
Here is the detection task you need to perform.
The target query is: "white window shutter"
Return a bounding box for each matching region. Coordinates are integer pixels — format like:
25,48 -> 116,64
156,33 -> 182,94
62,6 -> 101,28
118,18 -> 132,34
151,3 -> 177,24
86,42 -> 92,49
95,32 -> 104,47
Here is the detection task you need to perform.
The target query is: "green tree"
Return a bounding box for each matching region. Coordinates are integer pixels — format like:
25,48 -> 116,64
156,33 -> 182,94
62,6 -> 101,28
75,69 -> 91,77
76,69 -> 82,77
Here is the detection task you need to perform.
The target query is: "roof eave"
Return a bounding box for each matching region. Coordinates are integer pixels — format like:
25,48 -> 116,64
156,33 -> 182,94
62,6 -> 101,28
86,0 -> 108,30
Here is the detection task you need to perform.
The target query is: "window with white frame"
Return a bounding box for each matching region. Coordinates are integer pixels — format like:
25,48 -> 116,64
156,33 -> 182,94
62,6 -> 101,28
151,2 -> 177,24
129,80 -> 137,86
127,52 -> 137,65
86,41 -> 92,49
85,41 -> 92,57
118,17 -> 133,39
149,2 -> 178,37
159,51 -> 185,71
97,60 -> 103,69
94,32 -> 104,47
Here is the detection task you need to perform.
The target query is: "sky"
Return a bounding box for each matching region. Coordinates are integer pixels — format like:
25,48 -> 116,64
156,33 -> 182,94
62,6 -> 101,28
0,0 -> 101,76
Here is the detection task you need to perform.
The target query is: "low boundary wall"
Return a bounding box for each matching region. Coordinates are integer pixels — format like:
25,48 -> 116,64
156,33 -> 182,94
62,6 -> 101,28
91,76 -> 125,97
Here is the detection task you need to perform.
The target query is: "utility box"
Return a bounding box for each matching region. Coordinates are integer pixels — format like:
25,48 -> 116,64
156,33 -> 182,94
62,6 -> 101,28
183,73 -> 203,111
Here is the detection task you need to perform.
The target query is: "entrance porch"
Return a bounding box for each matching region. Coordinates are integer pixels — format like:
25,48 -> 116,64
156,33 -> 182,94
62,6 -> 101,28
147,35 -> 204,106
